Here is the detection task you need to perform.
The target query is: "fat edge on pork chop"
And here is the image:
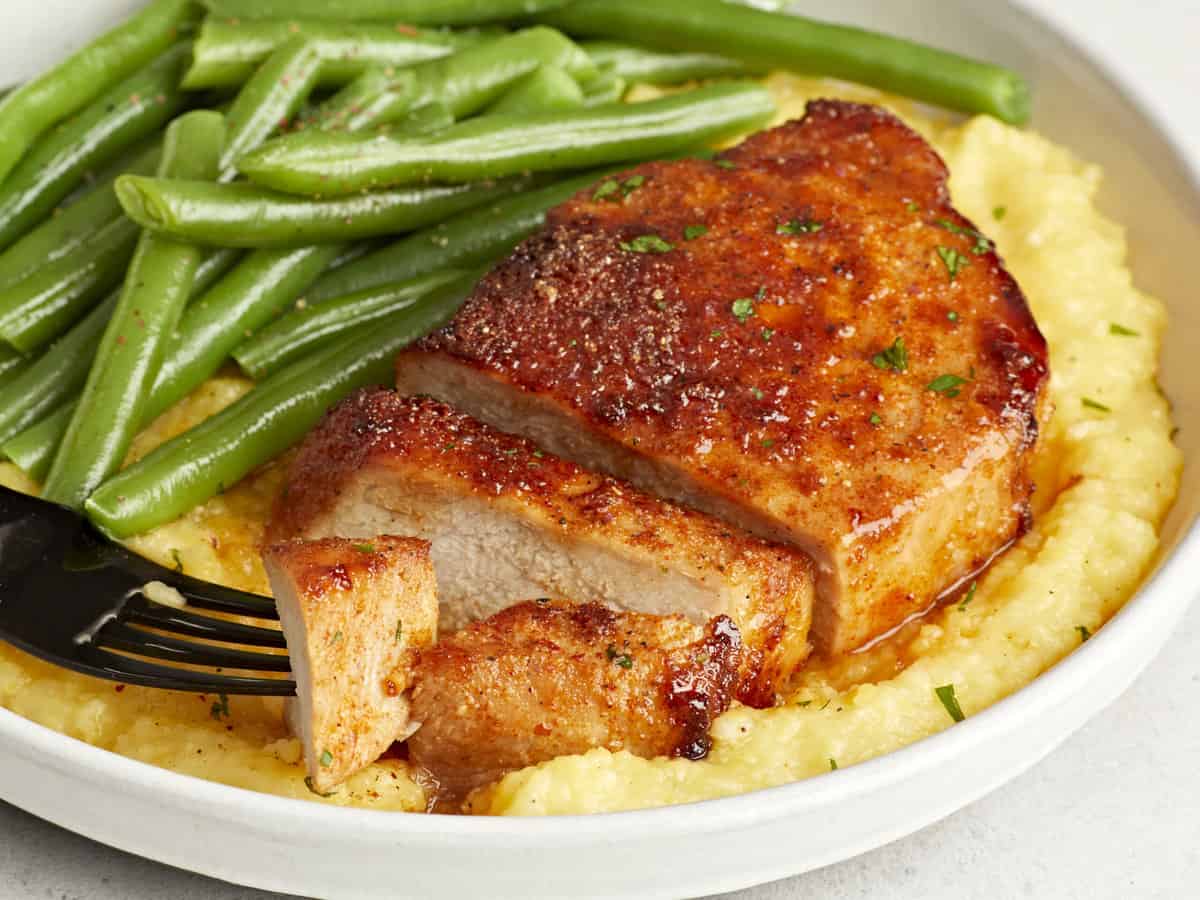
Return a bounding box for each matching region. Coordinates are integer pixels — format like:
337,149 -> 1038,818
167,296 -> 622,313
395,99 -> 1050,655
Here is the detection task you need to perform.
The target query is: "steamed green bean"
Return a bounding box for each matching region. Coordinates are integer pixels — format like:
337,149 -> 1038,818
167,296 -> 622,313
0,43 -> 190,253
239,82 -> 774,193
86,273 -> 482,537
43,110 -> 226,509
183,18 -> 480,89
115,175 -> 537,246
0,216 -> 139,353
539,0 -> 1032,123
488,65 -> 584,116
234,269 -> 465,378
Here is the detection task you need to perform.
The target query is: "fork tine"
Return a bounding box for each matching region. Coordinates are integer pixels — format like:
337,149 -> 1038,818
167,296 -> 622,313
83,647 -> 297,696
97,623 -> 294,672
122,596 -> 288,648
168,579 -> 278,619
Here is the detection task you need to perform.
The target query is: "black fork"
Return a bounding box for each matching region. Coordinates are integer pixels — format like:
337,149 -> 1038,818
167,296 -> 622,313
0,485 -> 295,695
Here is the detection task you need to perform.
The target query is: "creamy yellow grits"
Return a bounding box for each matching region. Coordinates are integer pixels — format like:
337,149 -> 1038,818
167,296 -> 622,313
0,74 -> 1182,815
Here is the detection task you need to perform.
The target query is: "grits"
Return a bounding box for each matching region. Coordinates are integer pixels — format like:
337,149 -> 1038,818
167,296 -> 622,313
0,74 -> 1181,816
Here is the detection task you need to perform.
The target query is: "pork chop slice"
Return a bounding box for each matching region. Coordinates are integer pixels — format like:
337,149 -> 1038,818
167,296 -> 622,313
407,599 -> 742,801
394,99 -> 1050,654
263,535 -> 437,794
268,388 -> 814,704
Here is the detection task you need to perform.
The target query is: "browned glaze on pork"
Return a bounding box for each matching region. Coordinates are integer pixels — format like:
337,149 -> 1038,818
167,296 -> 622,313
397,100 -> 1049,654
408,599 -> 741,802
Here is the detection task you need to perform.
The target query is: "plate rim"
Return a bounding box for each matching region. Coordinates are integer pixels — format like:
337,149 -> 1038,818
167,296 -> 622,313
0,0 -> 1197,856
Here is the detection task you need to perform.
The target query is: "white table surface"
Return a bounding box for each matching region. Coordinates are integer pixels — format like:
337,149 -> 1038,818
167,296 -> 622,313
1,2 -> 1197,898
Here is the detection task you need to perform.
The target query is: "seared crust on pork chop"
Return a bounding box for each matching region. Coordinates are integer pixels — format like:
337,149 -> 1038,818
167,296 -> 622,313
263,536 -> 437,793
408,599 -> 742,799
395,99 -> 1049,654
269,388 -> 814,704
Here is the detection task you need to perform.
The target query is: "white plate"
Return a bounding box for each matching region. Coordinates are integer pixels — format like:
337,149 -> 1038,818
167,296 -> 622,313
1,2 -> 1197,898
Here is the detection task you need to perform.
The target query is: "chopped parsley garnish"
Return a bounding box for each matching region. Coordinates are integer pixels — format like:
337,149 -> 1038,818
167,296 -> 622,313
605,644 -> 633,668
731,297 -> 756,323
1082,397 -> 1111,412
761,438 -> 775,449
797,700 -> 813,708
927,373 -> 970,398
761,327 -> 774,342
936,218 -> 991,254
710,328 -> 724,339
992,205 -> 1007,221
777,218 -> 823,235
304,776 -> 336,798
714,159 -> 736,169
684,224 -> 708,240
936,245 -> 969,280
934,684 -> 966,722
871,336 -> 908,373
351,542 -> 376,553
592,179 -> 619,201
170,548 -> 185,574
905,201 -> 921,213
751,387 -> 764,400
592,174 -> 645,202
395,619 -> 404,642
1076,625 -> 1092,643
828,757 -> 839,771
330,630 -> 343,645
1110,323 -> 1139,337
210,693 -> 230,721
947,311 -> 959,322
869,412 -> 883,426
958,581 -> 977,610
319,749 -> 334,767
619,234 -> 673,254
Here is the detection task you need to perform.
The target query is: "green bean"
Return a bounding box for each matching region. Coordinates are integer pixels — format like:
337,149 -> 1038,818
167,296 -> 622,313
234,269 -> 465,378
3,403 -> 73,480
0,43 -> 190,254
386,102 -> 456,136
0,142 -> 160,293
0,217 -> 140,353
115,174 -> 536,247
488,65 -> 584,116
221,37 -> 323,174
0,295 -> 117,447
346,28 -> 598,127
200,1 -> 570,26
0,245 -> 237,452
581,70 -> 626,106
583,40 -> 761,85
86,272 -> 481,537
0,0 -> 198,186
43,110 -> 226,510
0,246 -> 239,475
149,244 -> 344,417
240,81 -> 774,193
183,18 -> 481,89
0,346 -> 27,385
539,0 -> 1032,124
306,169 -> 607,303
313,68 -> 419,133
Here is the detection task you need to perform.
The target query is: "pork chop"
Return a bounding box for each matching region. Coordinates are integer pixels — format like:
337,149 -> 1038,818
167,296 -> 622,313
268,388 -> 814,704
263,535 -> 438,793
408,599 -> 742,800
394,99 -> 1050,654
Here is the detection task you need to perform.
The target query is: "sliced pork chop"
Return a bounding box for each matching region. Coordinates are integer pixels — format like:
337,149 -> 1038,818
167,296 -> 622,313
408,599 -> 742,800
394,99 -> 1050,654
268,388 -> 814,703
263,535 -> 438,793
